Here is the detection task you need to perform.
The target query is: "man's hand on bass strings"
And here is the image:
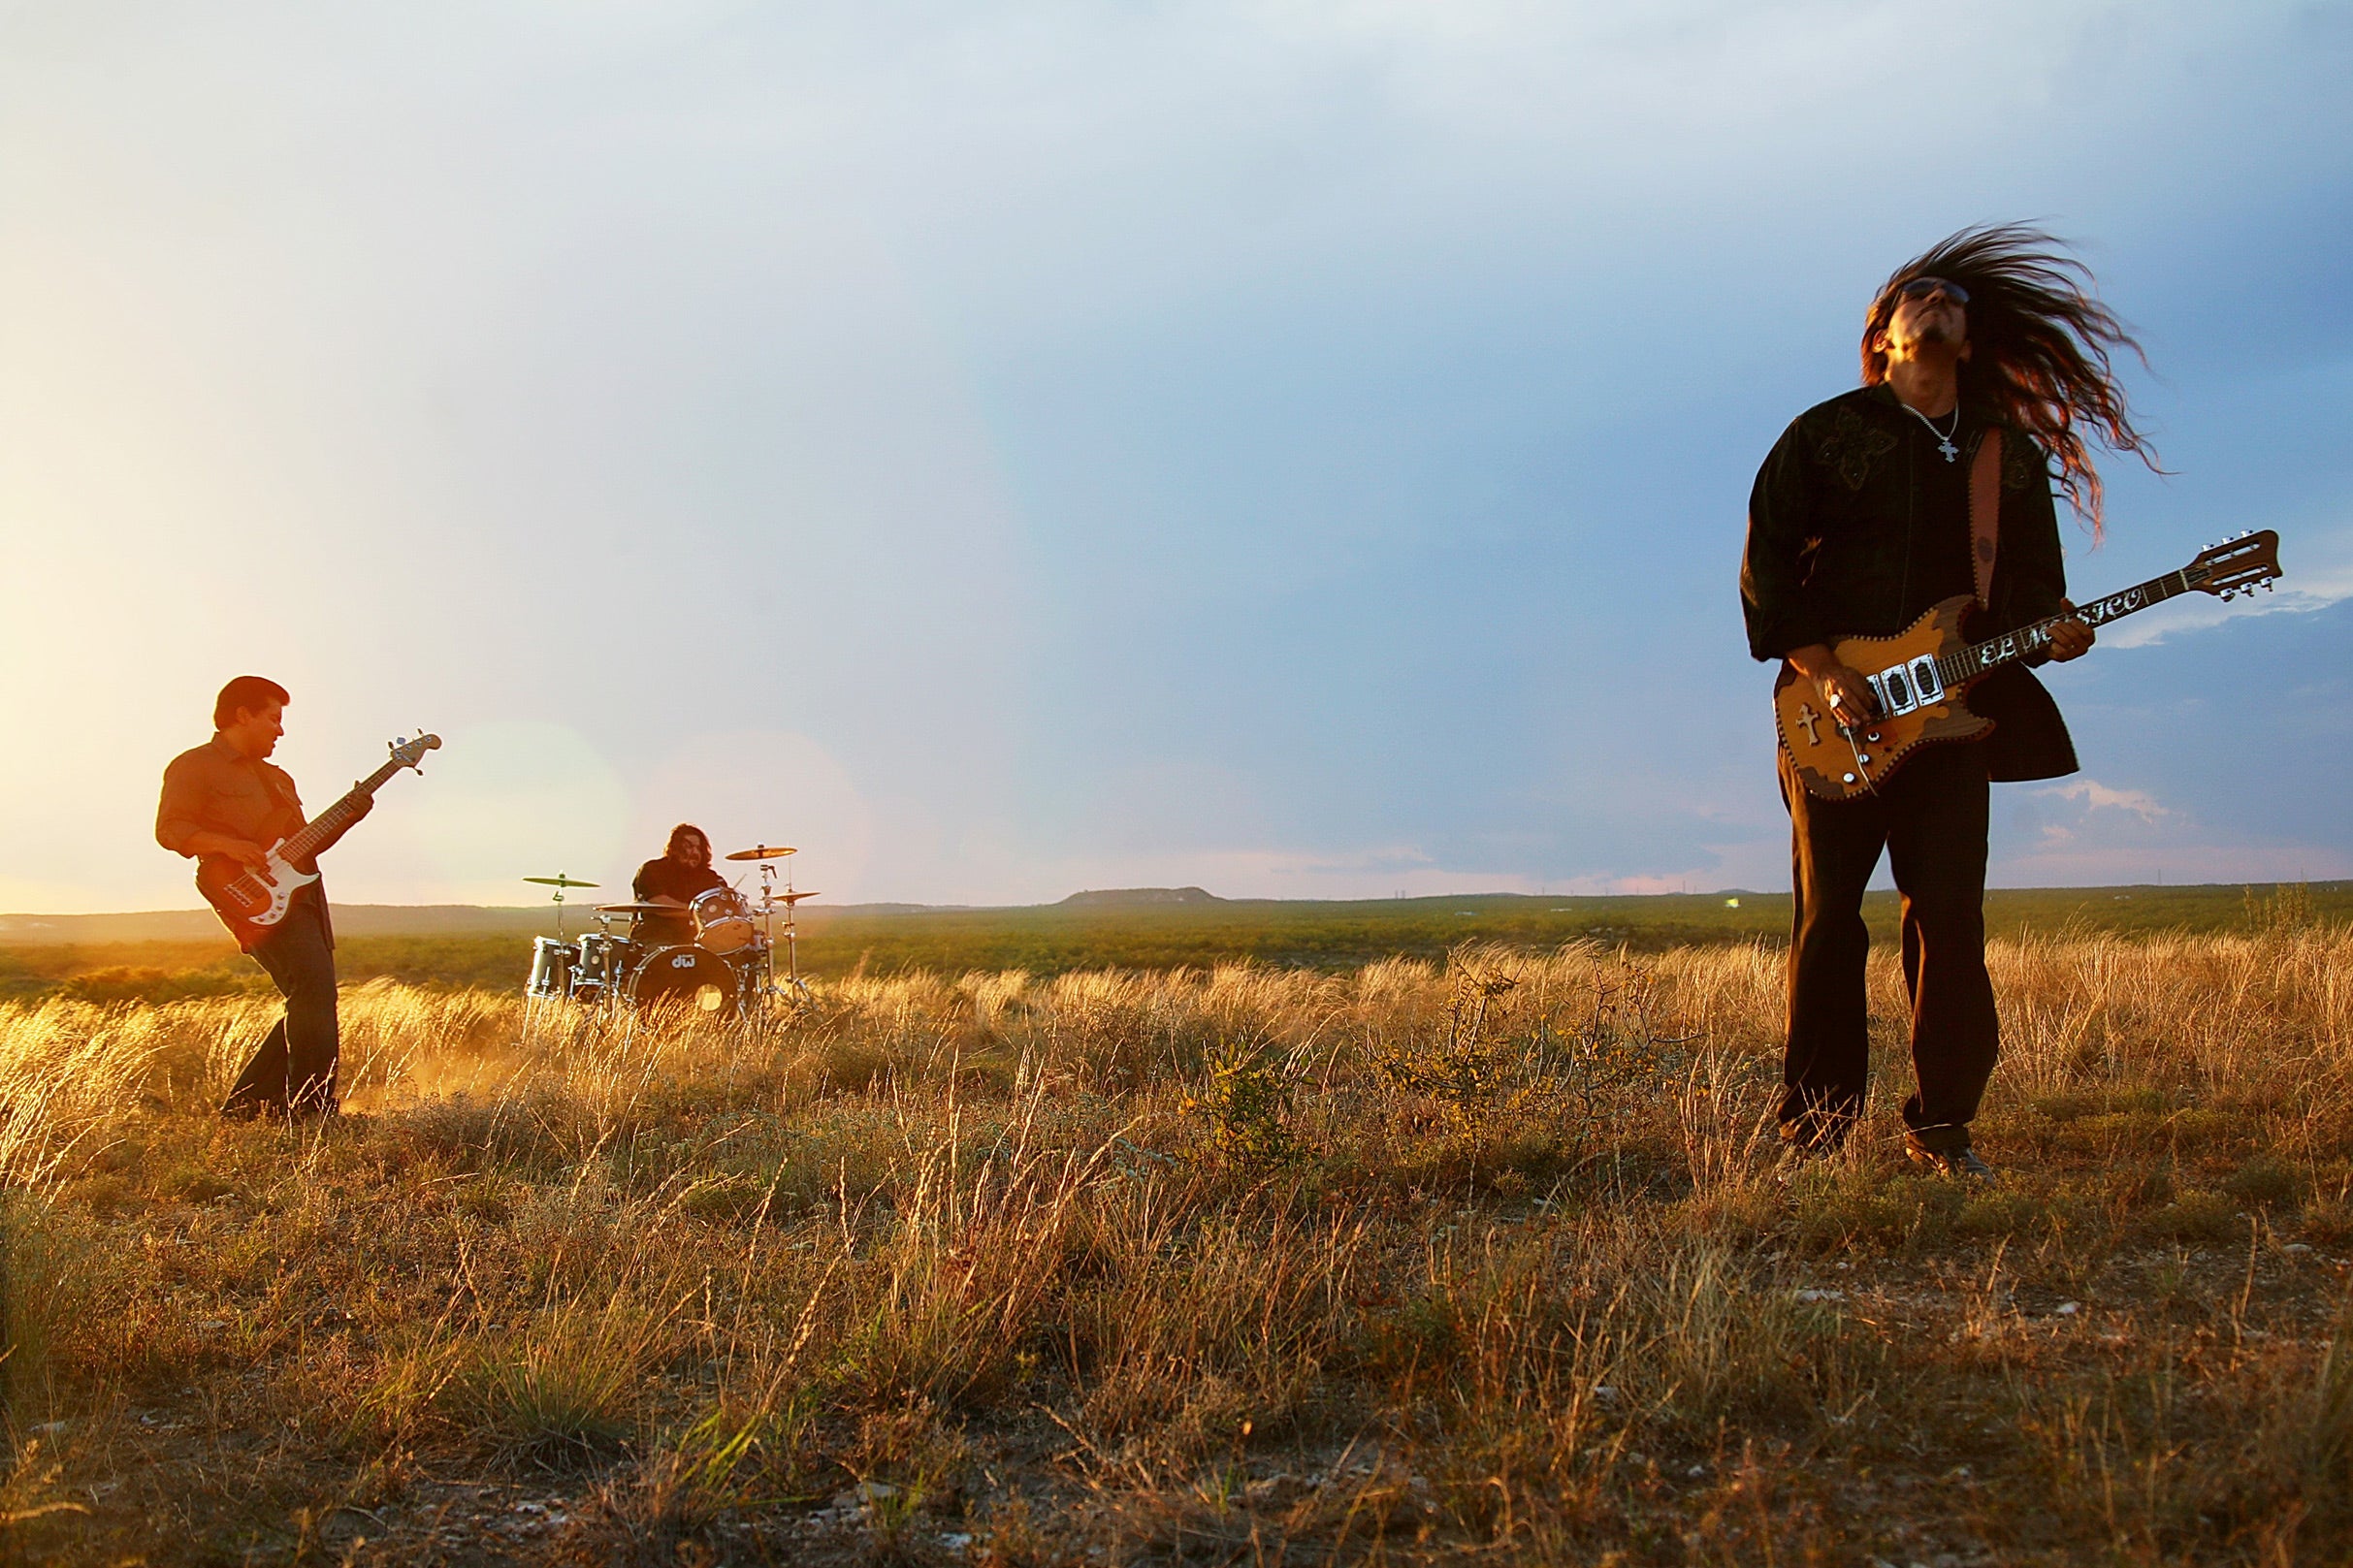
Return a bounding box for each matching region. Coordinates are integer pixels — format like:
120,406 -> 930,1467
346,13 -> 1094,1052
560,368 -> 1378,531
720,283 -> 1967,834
2047,600 -> 2095,662
1785,644 -> 1879,728
187,832 -> 273,871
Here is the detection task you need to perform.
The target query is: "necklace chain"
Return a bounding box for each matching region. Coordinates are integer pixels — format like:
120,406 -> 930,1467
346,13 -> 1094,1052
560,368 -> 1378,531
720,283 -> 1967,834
1903,400 -> 1962,463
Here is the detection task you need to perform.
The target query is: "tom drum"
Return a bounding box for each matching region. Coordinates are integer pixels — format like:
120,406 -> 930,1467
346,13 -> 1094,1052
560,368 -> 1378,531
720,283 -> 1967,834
572,932 -> 630,1000
691,885 -> 758,954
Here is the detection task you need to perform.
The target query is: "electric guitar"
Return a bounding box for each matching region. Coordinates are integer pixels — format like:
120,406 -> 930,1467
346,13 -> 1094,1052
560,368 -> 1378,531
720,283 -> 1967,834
1775,532 -> 2282,801
195,732 -> 440,946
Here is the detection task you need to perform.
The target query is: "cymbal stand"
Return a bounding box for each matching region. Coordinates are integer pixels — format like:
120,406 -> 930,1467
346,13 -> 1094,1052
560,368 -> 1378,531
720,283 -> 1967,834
753,857 -> 813,1010
781,858 -> 810,1004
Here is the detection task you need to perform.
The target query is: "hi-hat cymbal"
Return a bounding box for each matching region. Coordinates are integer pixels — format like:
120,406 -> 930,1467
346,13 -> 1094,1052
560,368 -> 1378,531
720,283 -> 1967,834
755,890 -> 822,907
524,875 -> 600,888
725,844 -> 797,861
596,901 -> 688,914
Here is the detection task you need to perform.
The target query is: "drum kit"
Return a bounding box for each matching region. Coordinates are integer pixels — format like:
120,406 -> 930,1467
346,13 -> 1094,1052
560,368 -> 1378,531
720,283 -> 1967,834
522,845 -> 817,1020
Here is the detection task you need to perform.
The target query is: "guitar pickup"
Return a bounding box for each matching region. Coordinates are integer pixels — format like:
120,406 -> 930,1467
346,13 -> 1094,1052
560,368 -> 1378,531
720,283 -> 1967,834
1867,657 -> 1944,717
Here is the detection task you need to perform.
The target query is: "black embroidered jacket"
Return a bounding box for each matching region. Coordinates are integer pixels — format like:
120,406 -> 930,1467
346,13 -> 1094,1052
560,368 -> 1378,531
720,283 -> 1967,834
1741,385 -> 2080,783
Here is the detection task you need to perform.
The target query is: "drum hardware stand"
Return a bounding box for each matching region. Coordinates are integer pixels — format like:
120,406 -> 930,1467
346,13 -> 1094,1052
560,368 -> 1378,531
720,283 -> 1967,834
752,857 -> 814,1011
724,844 -> 814,1019
780,861 -> 813,1008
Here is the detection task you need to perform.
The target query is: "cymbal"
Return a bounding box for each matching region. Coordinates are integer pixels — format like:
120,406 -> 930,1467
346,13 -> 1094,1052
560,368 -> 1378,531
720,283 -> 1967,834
725,844 -> 797,861
524,875 -> 599,888
755,890 -> 822,907
596,901 -> 689,914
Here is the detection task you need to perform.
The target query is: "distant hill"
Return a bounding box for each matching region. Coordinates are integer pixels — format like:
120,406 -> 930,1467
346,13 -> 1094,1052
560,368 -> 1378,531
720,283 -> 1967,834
1057,886 -> 1225,908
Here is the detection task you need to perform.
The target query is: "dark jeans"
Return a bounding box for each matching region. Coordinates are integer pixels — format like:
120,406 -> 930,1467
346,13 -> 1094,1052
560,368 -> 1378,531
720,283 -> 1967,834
1778,743 -> 1997,1154
222,897 -> 339,1117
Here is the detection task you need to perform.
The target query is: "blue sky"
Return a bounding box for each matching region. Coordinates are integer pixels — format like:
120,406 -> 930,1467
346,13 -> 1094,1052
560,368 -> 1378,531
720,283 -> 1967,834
4,2 -> 2348,910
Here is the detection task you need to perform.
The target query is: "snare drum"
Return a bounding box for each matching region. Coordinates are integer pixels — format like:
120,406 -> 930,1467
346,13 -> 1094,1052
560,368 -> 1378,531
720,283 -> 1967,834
572,931 -> 629,999
690,885 -> 757,954
527,937 -> 577,1000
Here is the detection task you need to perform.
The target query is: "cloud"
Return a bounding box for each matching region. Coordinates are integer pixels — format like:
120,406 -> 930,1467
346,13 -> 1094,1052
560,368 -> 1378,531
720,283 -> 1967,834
2030,778 -> 2171,825
4,4 -> 2348,909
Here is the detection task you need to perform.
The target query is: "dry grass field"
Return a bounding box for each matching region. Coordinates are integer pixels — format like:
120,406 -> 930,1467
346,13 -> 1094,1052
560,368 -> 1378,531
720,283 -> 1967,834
4,921 -> 2351,1563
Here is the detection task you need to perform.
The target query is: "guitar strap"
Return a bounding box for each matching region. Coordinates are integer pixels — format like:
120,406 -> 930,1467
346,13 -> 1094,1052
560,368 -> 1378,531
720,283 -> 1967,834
1968,428 -> 2002,608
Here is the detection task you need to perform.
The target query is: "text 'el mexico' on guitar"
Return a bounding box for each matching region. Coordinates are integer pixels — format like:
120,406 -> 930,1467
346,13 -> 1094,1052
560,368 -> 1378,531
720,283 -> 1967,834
1775,533 -> 2282,802
195,732 -> 441,947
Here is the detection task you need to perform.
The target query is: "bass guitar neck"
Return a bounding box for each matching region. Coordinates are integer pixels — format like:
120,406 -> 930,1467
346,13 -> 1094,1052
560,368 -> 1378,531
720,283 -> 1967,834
194,732 -> 441,947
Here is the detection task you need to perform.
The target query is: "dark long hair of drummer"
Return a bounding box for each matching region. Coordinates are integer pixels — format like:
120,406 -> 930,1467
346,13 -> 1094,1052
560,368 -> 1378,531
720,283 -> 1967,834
631,823 -> 725,946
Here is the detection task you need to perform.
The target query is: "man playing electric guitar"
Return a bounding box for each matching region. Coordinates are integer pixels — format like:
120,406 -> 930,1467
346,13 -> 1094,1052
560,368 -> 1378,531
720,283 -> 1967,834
1740,226 -> 2158,1180
157,676 -> 369,1118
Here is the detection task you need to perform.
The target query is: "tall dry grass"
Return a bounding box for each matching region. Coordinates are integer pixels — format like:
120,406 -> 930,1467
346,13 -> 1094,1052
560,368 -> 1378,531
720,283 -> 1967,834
1,930 -> 2349,1563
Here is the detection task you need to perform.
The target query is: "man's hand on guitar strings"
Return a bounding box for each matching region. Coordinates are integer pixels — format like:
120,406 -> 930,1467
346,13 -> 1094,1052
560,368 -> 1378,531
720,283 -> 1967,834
1785,644 -> 1881,728
2047,600 -> 2095,662
186,832 -> 273,872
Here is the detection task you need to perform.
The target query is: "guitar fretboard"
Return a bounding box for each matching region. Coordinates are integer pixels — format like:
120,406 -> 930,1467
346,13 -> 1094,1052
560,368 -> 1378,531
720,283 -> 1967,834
1933,569 -> 2195,688
278,758 -> 406,866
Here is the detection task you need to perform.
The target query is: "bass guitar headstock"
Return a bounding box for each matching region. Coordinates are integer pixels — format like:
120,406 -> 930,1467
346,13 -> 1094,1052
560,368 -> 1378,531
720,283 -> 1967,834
2185,530 -> 2283,601
390,732 -> 443,772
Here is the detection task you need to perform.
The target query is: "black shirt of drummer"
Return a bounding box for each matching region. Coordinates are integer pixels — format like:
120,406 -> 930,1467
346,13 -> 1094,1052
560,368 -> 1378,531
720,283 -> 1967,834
631,856 -> 725,946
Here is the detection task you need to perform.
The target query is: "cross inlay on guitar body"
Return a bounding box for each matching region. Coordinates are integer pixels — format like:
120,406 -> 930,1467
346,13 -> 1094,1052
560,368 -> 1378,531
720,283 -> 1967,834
1795,703 -> 1822,746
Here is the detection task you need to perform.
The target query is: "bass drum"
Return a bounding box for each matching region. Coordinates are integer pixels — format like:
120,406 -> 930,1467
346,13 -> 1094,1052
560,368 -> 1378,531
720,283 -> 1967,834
627,944 -> 739,1015
691,886 -> 757,954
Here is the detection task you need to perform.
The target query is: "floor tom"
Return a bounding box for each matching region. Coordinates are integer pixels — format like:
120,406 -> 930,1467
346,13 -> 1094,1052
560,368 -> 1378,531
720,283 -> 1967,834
527,937 -> 577,1000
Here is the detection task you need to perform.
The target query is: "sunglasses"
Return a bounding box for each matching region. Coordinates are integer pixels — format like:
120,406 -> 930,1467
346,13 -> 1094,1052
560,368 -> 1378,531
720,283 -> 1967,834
1894,275 -> 1970,305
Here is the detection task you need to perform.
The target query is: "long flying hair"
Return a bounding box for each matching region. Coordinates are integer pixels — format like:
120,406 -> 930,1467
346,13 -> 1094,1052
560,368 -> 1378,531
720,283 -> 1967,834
1861,223 -> 2159,536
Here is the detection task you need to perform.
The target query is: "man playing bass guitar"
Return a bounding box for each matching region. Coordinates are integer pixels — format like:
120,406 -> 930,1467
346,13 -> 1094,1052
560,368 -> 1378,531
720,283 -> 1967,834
157,676 -> 369,1118
1739,226 -> 2158,1180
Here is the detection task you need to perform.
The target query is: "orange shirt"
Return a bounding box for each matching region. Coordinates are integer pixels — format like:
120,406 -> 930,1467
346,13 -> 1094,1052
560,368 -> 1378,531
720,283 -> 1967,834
155,736 -> 307,858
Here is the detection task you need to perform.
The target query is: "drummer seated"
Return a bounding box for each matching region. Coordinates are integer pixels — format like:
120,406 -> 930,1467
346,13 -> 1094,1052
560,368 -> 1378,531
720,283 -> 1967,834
632,823 -> 725,948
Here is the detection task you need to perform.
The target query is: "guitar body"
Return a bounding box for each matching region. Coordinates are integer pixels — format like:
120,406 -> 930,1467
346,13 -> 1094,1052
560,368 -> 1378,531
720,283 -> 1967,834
1774,595 -> 1992,802
1768,533 -> 2284,804
196,843 -> 320,950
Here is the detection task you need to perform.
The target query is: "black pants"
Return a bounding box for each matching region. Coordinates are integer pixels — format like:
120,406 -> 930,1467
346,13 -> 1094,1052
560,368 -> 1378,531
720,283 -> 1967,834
1778,743 -> 1996,1154
222,897 -> 339,1117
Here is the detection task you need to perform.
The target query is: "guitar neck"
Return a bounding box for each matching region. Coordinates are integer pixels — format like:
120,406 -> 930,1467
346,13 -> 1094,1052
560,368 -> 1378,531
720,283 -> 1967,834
279,757 -> 404,864
1939,569 -> 2193,687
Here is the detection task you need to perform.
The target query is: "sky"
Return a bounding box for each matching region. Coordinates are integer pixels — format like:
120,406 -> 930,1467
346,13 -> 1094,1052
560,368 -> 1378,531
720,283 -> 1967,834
4,1 -> 2349,912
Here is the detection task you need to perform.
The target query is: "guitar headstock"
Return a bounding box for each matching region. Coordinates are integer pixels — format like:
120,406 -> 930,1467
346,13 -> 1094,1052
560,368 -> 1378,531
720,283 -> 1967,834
2184,530 -> 2283,601
390,733 -> 443,772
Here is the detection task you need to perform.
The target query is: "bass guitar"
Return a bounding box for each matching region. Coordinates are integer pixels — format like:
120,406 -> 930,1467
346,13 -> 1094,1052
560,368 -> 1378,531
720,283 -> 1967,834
196,732 -> 441,946
1775,532 -> 2282,802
